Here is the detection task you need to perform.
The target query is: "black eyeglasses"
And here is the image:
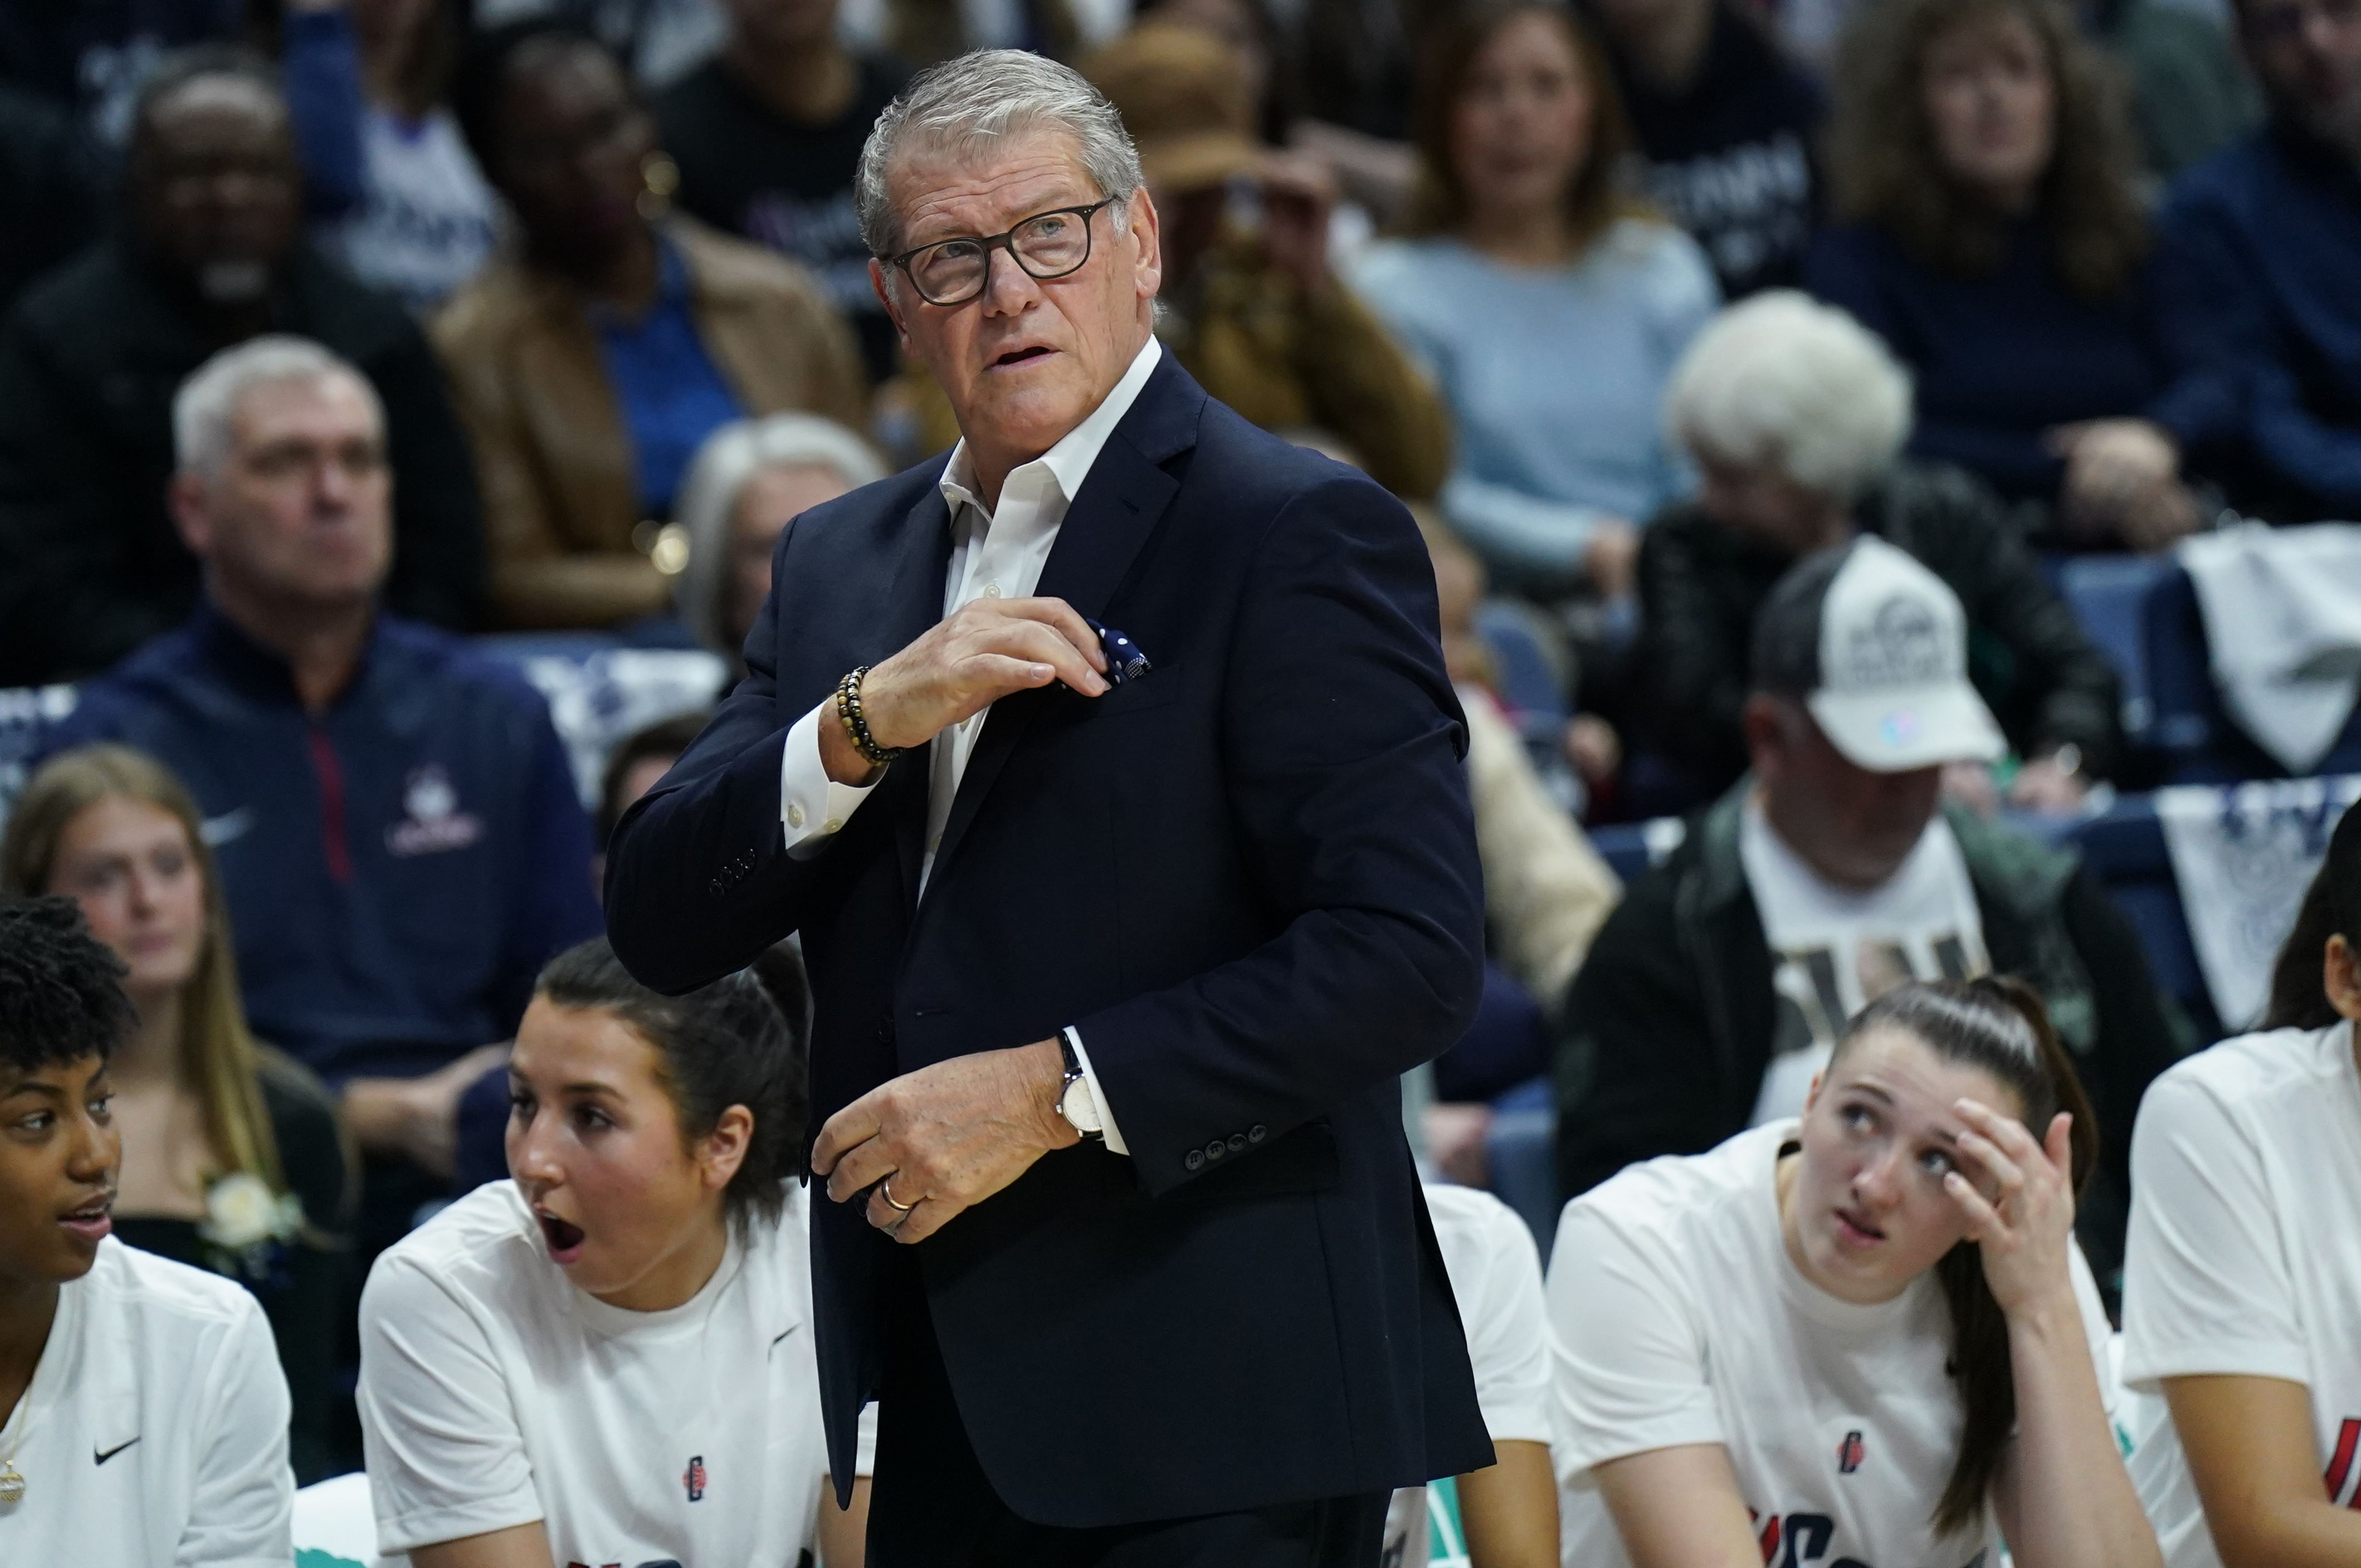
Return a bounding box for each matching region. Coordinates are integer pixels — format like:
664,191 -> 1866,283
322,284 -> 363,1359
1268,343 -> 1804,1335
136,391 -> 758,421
884,197 -> 1120,307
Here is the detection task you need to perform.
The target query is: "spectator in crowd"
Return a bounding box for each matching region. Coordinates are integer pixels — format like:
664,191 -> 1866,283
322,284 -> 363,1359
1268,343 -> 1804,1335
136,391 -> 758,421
0,745 -> 352,1485
2085,0 -> 2261,178
1811,0 -> 2209,551
2120,797 -> 2361,1568
0,47 -> 486,689
674,413 -> 888,668
436,19 -> 867,631
864,0 -> 1089,69
1353,1 -> 1717,604
599,710 -> 714,852
1070,20 -> 1453,503
2150,0 -> 2361,524
1586,0 -> 1826,297
39,336 -> 603,1267
1548,978 -> 2150,1568
358,937 -> 870,1565
286,0 -> 500,315
0,86 -> 99,319
0,1 -> 243,157
1640,292 -> 2123,814
1384,1182 -> 1557,1567
0,896 -> 295,1565
656,0 -> 910,383
1556,540 -> 2186,1293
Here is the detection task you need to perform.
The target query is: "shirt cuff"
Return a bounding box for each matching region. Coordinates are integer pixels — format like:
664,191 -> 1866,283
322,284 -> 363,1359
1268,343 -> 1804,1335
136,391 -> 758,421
781,700 -> 881,859
1062,1027 -> 1129,1157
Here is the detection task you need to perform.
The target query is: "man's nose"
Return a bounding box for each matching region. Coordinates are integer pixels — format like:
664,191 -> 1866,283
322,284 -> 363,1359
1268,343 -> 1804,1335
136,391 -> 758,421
978,243 -> 1043,316
67,1106 -> 120,1183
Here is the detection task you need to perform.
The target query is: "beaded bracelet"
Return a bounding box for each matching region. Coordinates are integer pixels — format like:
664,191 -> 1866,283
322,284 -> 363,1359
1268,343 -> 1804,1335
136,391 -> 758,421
835,666 -> 902,768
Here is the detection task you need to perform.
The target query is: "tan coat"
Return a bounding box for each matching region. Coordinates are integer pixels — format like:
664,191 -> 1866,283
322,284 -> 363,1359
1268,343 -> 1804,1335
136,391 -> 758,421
432,215 -> 868,629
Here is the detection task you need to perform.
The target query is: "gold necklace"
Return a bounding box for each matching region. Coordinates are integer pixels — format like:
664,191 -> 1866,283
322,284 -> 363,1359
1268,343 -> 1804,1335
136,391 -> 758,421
0,1404 -> 25,1506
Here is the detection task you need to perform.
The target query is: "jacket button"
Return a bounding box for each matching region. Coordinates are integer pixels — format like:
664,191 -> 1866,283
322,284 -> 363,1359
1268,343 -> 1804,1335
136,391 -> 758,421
1247,1124 -> 1267,1144
1227,1134 -> 1247,1154
1204,1139 -> 1226,1161
1184,1149 -> 1204,1172
709,878 -> 723,896
876,1020 -> 894,1046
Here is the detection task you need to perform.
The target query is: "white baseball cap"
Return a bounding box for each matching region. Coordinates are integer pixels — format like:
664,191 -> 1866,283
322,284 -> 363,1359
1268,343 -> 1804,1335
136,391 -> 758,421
1751,535 -> 2006,773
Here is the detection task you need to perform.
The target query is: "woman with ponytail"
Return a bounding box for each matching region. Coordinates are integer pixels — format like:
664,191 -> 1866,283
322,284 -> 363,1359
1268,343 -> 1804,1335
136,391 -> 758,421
1544,975 -> 2156,1568
2120,798 -> 2361,1568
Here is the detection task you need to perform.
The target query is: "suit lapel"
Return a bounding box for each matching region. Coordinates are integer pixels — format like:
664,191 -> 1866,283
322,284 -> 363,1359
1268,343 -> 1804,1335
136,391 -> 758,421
881,485 -> 954,911
920,355 -> 1203,904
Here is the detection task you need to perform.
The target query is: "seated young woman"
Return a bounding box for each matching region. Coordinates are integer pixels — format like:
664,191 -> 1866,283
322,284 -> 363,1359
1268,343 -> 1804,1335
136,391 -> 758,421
2120,798 -> 2361,1568
1546,975 -> 2155,1568
0,896 -> 294,1565
357,936 -> 870,1567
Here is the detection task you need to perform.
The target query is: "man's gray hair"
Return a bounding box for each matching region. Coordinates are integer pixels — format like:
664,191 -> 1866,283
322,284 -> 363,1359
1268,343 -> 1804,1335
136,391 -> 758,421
1664,291 -> 1913,509
173,335 -> 380,476
854,49 -> 1143,260
673,413 -> 890,654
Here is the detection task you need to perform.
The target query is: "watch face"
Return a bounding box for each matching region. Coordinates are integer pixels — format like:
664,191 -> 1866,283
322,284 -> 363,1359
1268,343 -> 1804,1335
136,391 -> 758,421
1061,1075 -> 1102,1134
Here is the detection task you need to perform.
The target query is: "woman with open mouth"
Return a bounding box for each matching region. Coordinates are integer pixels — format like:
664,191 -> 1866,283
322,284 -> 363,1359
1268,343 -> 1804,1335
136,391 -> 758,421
1543,975 -> 2158,1568
357,935 -> 870,1568
0,896 -> 296,1565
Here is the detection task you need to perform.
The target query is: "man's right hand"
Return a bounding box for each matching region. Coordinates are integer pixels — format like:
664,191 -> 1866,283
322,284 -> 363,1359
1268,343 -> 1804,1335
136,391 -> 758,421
819,596 -> 1109,785
341,1041 -> 511,1178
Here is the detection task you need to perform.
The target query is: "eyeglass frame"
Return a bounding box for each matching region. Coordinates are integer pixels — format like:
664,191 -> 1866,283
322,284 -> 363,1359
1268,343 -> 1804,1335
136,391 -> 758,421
881,195 -> 1126,307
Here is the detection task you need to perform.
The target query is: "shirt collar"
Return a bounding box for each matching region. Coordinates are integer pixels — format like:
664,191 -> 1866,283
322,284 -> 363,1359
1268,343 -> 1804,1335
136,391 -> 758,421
191,597 -> 382,710
938,336 -> 1164,521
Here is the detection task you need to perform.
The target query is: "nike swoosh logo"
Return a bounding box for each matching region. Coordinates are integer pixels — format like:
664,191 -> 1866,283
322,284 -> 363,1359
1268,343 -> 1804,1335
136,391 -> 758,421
94,1437 -> 139,1465
768,1325 -> 801,1354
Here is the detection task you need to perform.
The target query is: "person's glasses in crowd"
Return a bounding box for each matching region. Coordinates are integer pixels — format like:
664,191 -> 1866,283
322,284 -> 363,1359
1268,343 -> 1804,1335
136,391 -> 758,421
2247,0 -> 2361,42
886,197 -> 1121,307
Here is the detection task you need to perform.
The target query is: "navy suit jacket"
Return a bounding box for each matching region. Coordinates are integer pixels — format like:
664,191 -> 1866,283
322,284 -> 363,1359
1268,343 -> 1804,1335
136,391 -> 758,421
604,355 -> 1492,1526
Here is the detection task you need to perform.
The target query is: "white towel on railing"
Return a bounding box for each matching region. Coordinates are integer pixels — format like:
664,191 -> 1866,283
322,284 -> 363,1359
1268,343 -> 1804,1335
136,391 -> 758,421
2155,774 -> 2361,1029
2179,522 -> 2361,773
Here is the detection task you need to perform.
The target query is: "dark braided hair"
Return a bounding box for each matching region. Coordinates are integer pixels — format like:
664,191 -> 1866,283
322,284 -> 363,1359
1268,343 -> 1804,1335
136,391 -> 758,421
0,896 -> 137,1074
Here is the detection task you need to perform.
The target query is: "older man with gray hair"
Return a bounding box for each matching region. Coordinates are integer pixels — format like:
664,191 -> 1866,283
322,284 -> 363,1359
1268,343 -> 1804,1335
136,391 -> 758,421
42,333 -> 601,1271
607,48 -> 1491,1567
1634,290 -> 2124,814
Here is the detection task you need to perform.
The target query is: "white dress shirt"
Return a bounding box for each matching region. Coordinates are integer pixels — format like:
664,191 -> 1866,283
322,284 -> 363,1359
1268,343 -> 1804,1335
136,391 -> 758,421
775,336 -> 1164,1155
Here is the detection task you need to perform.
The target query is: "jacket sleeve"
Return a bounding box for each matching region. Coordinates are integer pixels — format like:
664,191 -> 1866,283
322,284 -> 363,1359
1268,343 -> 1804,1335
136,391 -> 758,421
1292,275 -> 1454,504
1636,517 -> 1754,780
1071,475 -> 1488,1196
371,314 -> 487,632
1552,870 -> 1764,1203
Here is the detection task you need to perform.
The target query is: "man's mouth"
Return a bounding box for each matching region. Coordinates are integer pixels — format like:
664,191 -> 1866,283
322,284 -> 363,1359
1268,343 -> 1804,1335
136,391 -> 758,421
989,345 -> 1054,369
60,1194 -> 113,1244
536,1210 -> 586,1263
1833,1206 -> 1886,1246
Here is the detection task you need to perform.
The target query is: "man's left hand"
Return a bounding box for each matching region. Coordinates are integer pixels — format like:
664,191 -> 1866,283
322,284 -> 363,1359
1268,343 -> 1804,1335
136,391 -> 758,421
812,1039 -> 1079,1244
1256,150 -> 1337,297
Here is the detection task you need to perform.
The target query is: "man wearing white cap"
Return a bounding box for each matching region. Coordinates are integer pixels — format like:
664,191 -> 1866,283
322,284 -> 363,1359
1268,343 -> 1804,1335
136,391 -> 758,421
1556,537 -> 2186,1296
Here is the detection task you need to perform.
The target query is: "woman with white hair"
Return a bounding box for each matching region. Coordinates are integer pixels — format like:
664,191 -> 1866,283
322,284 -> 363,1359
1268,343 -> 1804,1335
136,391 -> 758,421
672,412 -> 887,670
1633,290 -> 2121,813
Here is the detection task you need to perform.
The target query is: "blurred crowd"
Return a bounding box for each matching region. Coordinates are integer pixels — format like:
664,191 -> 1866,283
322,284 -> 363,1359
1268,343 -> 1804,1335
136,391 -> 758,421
0,0 -> 2358,1558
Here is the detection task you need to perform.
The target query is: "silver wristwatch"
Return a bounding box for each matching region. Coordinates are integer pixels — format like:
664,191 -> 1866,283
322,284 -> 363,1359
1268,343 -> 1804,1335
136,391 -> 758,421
1056,1033 -> 1105,1142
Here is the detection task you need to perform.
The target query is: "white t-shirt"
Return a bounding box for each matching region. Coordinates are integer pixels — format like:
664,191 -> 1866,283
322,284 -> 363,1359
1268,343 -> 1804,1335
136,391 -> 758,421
320,106 -> 497,314
358,1179 -> 871,1561
1547,1122 -> 2114,1568
1740,802 -> 1990,1124
2120,1021 -> 2361,1568
1383,1183 -> 1554,1568
0,1238 -> 293,1566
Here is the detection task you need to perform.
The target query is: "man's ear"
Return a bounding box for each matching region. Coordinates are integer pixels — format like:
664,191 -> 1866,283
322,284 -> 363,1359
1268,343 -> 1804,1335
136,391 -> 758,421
699,1103 -> 754,1194
167,470 -> 213,556
2324,934 -> 2361,1023
1128,185 -> 1163,302
870,258 -> 910,353
1742,692 -> 1785,780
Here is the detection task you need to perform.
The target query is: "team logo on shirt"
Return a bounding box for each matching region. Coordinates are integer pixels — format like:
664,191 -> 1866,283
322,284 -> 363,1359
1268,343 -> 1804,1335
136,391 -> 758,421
683,1454 -> 708,1502
1837,1430 -> 1866,1474
2326,1417 -> 2361,1507
386,765 -> 483,857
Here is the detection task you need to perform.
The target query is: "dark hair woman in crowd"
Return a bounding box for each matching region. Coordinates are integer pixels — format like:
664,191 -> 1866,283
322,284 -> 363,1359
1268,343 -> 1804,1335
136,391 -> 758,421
435,19 -> 866,632
1809,0 -> 2207,551
1350,0 -> 1717,604
2120,799 -> 2361,1567
0,745 -> 351,1484
1546,977 -> 2155,1568
357,936 -> 866,1567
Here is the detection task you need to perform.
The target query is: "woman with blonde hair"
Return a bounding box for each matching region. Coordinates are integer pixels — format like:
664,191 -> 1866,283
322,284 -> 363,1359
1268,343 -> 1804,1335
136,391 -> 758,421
1,744 -> 353,1482
1808,0 -> 2206,550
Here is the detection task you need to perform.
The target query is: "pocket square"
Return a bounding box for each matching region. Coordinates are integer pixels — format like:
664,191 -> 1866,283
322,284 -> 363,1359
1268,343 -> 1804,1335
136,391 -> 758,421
1086,617 -> 1153,685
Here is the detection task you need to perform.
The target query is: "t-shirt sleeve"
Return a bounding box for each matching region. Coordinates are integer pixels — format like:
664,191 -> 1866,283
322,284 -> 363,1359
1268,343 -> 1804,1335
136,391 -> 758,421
1454,1195 -> 1554,1449
176,1296 -> 295,1568
357,1254 -> 543,1554
2120,1071 -> 2308,1386
1545,1200 -> 1721,1473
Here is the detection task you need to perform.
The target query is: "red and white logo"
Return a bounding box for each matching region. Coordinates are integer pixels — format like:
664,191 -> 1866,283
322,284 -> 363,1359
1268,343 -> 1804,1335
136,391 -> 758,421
683,1454 -> 707,1503
1837,1429 -> 1866,1475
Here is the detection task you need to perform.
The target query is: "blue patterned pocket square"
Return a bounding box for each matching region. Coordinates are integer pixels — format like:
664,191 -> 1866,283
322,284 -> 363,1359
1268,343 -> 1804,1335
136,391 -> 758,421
1086,618 -> 1153,685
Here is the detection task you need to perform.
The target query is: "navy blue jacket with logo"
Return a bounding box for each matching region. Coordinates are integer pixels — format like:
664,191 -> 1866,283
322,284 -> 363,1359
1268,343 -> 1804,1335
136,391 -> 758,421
42,604 -> 603,1085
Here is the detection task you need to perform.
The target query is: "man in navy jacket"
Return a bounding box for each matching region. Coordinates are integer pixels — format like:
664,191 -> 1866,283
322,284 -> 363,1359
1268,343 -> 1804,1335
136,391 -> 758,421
605,48 -> 1490,1568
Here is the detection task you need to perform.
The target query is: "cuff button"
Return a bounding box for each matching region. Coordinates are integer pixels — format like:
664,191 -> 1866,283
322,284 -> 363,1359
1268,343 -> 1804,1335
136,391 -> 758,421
788,803 -> 806,829
1227,1134 -> 1247,1153
1247,1125 -> 1267,1144
1184,1149 -> 1204,1171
